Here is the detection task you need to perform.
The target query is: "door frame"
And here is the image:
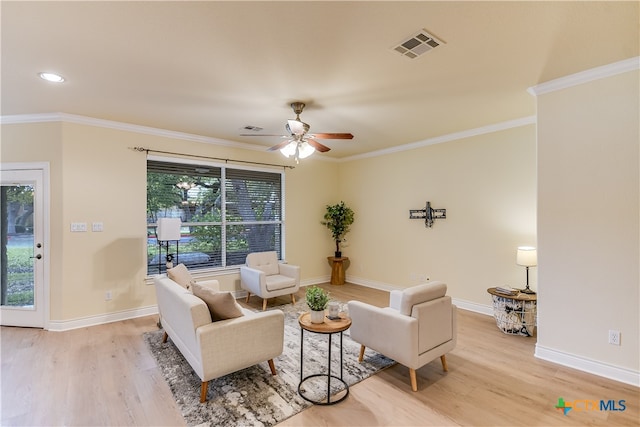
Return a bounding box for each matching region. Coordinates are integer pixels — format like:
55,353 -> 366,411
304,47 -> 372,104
0,162 -> 50,329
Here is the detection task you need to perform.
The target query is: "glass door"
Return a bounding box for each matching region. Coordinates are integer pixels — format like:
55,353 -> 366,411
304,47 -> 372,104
0,168 -> 45,328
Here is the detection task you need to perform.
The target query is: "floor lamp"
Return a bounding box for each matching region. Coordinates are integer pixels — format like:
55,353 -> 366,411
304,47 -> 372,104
516,246 -> 537,294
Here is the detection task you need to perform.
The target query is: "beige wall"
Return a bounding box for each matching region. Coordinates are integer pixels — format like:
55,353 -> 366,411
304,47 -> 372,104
2,121 -> 338,321
536,70 -> 639,372
1,118 -> 536,320
338,125 -> 537,306
1,122 -> 65,318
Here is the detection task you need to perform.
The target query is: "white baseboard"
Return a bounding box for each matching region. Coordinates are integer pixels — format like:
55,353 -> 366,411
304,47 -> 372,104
47,305 -> 159,332
451,298 -> 493,316
535,344 -> 640,387
346,275 -> 404,292
348,276 -> 494,316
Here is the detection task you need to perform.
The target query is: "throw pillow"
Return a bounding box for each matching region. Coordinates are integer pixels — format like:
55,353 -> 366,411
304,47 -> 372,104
167,263 -> 194,290
191,282 -> 244,321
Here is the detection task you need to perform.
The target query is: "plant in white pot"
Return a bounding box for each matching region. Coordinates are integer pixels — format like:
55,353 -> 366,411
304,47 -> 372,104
321,201 -> 355,258
306,286 -> 330,324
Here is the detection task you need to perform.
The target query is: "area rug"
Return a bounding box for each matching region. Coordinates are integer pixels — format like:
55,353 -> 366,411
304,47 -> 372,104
143,298 -> 395,427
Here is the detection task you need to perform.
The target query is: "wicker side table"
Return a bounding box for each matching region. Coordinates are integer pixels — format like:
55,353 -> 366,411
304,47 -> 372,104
487,288 -> 537,337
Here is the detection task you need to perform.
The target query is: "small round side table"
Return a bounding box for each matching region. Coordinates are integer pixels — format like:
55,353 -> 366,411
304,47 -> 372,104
298,312 -> 352,405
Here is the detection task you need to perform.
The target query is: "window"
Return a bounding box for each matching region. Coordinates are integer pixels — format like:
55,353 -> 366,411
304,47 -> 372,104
147,157 -> 284,275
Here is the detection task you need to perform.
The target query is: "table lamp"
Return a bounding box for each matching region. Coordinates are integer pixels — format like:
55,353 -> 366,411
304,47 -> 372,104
157,218 -> 182,270
516,246 -> 537,294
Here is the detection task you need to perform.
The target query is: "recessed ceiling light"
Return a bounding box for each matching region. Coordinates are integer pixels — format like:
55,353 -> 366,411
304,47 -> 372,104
38,72 -> 65,83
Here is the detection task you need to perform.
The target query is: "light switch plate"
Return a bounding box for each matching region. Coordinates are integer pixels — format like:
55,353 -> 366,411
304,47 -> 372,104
92,222 -> 104,232
71,222 -> 87,232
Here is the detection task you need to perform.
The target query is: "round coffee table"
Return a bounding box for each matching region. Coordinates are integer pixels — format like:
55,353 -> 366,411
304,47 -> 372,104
298,312 -> 352,405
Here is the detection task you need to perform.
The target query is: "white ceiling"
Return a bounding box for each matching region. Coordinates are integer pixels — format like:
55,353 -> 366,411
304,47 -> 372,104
2,1 -> 638,159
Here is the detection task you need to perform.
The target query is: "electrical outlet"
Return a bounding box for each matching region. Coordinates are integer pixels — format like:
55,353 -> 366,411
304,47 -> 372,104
608,330 -> 621,346
105,291 -> 112,301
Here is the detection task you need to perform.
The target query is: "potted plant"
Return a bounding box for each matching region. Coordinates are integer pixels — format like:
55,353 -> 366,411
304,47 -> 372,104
306,285 -> 330,323
321,201 -> 355,258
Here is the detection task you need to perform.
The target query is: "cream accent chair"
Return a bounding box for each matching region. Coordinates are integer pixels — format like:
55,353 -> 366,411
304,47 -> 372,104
154,275 -> 284,402
348,281 -> 457,392
240,251 -> 301,310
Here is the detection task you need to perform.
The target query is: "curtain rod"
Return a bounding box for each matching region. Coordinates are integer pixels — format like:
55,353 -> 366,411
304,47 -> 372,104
130,146 -> 295,170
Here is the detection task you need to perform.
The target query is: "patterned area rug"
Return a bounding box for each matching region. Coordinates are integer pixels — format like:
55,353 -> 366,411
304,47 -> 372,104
144,299 -> 395,427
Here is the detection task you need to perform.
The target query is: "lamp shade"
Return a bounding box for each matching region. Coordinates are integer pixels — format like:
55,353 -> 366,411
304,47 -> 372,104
157,218 -> 182,241
279,141 -> 297,158
297,141 -> 316,159
516,246 -> 537,267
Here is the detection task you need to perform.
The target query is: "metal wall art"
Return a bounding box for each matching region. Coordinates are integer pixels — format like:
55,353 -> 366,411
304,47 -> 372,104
409,201 -> 447,228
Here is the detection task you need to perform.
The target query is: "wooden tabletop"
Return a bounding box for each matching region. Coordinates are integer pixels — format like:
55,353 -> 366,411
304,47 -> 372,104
487,287 -> 537,301
298,312 -> 352,333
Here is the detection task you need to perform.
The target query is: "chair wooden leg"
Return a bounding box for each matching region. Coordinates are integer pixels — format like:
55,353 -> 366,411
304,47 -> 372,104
245,292 -> 251,303
262,298 -> 268,311
200,381 -> 208,403
291,293 -> 296,304
440,355 -> 449,372
358,345 -> 366,362
268,359 -> 277,375
162,331 -> 168,343
409,368 -> 418,392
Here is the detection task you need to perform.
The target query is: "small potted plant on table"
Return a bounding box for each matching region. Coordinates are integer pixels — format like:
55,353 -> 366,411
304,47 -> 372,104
306,286 -> 330,324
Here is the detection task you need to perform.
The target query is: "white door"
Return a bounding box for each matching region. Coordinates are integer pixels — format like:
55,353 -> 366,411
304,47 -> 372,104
0,168 -> 46,328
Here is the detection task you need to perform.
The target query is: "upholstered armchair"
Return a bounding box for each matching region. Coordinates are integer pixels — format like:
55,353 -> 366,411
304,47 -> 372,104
348,281 -> 457,391
240,251 -> 301,310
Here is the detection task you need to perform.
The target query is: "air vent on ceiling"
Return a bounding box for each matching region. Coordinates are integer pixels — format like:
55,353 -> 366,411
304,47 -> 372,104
392,29 -> 444,59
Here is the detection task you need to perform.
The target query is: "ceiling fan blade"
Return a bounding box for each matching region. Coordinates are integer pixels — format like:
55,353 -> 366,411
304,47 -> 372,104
267,140 -> 293,151
307,139 -> 331,153
311,133 -> 354,140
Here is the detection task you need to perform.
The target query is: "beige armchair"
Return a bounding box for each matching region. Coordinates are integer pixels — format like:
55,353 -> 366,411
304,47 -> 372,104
240,251 -> 301,310
348,281 -> 457,391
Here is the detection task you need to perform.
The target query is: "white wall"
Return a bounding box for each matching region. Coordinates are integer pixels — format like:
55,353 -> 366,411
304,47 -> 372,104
535,67 -> 639,385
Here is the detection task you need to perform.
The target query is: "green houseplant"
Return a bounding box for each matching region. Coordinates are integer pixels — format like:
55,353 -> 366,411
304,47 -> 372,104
321,201 -> 355,258
306,286 -> 330,323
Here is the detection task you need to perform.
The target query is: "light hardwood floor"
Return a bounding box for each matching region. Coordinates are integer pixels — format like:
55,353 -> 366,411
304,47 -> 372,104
1,283 -> 638,426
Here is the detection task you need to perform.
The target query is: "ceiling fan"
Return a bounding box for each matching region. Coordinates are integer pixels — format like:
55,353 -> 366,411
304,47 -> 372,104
241,102 -> 354,162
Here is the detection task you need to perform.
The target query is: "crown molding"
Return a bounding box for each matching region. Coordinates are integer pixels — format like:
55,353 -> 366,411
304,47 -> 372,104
340,115 -> 536,162
1,112 -> 265,153
527,56 -> 640,97
3,111 -> 528,163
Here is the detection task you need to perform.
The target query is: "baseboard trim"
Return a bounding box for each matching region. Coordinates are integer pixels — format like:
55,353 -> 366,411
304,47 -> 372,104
347,276 -> 494,316
451,298 -> 493,316
47,305 -> 159,332
345,276 -> 403,292
535,344 -> 640,387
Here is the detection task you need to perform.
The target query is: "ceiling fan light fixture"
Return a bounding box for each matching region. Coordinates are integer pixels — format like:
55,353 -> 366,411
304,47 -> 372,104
286,119 -> 309,136
297,141 -> 316,159
279,140 -> 316,162
279,141 -> 297,158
